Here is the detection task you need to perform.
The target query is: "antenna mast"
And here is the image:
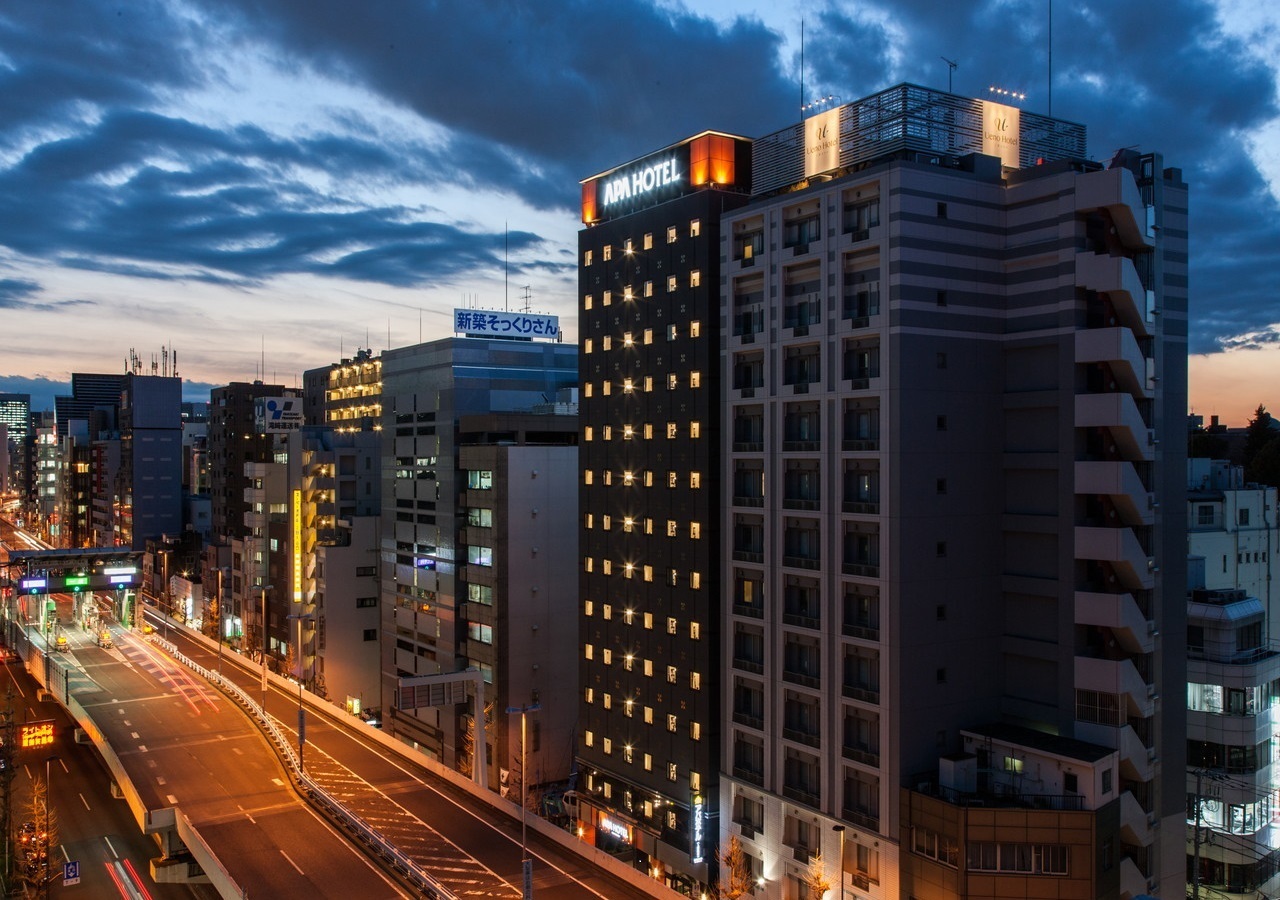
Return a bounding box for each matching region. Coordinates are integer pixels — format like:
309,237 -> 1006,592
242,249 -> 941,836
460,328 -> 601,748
941,56 -> 958,93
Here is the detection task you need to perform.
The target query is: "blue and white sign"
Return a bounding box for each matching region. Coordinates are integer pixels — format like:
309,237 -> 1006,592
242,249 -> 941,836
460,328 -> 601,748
63,860 -> 80,885
254,396 -> 304,433
454,309 -> 559,339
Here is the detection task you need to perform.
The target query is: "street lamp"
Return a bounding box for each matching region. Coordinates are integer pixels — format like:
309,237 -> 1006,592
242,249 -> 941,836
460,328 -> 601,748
253,585 -> 273,712
832,825 -> 846,900
215,567 -> 228,678
286,612 -> 314,773
505,702 -> 541,900
43,754 -> 60,897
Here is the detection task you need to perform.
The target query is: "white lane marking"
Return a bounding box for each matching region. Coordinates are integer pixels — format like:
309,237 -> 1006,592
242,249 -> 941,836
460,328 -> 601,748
280,850 -> 304,875
103,834 -> 119,858
79,793 -> 90,810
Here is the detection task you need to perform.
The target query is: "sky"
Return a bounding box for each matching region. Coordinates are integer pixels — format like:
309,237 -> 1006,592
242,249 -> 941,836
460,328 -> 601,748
0,0 -> 1277,425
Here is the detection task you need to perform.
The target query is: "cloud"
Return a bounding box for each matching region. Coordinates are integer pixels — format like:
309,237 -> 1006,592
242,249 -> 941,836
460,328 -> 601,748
0,278 -> 39,307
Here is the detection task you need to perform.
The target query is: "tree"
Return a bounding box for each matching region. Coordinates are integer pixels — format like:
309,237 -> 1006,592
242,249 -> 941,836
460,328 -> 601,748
1243,405 -> 1276,471
1251,435 -> 1280,489
801,850 -> 833,898
716,834 -> 753,899
21,777 -> 59,898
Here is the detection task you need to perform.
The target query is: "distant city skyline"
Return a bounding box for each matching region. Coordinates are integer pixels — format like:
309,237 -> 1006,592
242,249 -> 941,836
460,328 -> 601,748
1,0 -> 1278,426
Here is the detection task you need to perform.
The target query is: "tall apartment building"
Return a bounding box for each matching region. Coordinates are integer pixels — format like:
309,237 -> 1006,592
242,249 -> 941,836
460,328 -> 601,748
380,336 -> 577,764
303,348 -> 382,432
0,393 -> 31,502
117,373 -> 182,550
209,382 -> 297,543
457,409 -> 580,798
54,373 -> 125,438
576,131 -> 753,895
717,85 -> 1187,900
1186,458 -> 1280,898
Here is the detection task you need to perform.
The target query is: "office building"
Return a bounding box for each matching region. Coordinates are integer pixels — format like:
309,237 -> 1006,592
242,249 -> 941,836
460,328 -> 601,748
0,393 -> 31,502
379,336 -> 576,766
576,131 -> 753,894
208,382 -> 297,543
116,373 -> 183,550
1186,458 -> 1280,897
303,348 -> 383,432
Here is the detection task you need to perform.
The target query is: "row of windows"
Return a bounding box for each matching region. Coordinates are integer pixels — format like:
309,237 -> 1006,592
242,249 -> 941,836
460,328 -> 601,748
583,271 -> 701,308
583,604 -> 702,639
583,422 -> 703,441
583,469 -> 702,488
585,514 -> 701,538
584,559 -> 704,588
582,371 -> 703,396
583,222 -> 702,267
582,733 -> 702,786
582,321 -> 702,351
584,662 -> 702,690
585,691 -> 704,734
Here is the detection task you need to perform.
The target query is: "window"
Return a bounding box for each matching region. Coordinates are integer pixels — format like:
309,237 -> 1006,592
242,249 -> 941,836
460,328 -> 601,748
667,520 -> 678,537
690,219 -> 701,236
363,628 -> 377,641
667,275 -> 677,292
690,522 -> 701,539
667,422 -> 678,438
668,373 -> 678,391
584,339 -> 593,355
643,329 -> 653,345
1240,508 -> 1251,526
690,371 -> 701,388
690,321 -> 701,337
583,382 -> 593,398
690,472 -> 701,488
584,293 -> 593,310
467,470 -> 494,490
643,424 -> 653,439
936,352 -> 947,369
644,232 -> 653,249
584,250 -> 593,266
356,597 -> 377,608
584,469 -> 593,485
690,421 -> 701,438
603,290 -> 612,306
690,621 -> 701,639
690,671 -> 701,690
667,617 -> 678,634
643,281 -> 653,297
691,571 -> 701,589
667,225 -> 677,243
603,244 -> 612,260
937,202 -> 947,219
603,336 -> 612,351
467,545 -> 493,566
690,270 -> 702,287
936,415 -> 948,431
667,666 -> 678,684
667,324 -> 678,341
668,471 -> 678,488
602,381 -> 612,396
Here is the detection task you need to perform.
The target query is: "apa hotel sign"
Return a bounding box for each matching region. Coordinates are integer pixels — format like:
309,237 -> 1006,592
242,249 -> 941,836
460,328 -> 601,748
600,157 -> 681,208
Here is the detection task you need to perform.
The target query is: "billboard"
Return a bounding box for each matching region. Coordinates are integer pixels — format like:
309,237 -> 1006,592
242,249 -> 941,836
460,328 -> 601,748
981,100 -> 1022,168
453,309 -> 559,339
804,107 -> 842,179
254,396 -> 303,433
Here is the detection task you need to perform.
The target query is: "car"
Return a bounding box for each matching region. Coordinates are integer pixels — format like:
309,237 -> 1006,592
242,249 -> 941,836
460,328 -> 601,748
141,623 -> 155,635
96,629 -> 113,649
53,635 -> 69,652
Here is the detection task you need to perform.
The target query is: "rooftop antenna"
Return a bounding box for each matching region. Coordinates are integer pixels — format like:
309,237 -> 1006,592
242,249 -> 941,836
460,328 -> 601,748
504,221 -> 509,312
941,56 -> 958,93
799,18 -> 805,120
261,335 -> 265,383
419,308 -> 423,344
521,285 -> 532,314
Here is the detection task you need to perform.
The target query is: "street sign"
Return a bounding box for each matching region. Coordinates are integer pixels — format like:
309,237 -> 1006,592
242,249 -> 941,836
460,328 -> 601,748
20,720 -> 55,749
63,860 -> 80,885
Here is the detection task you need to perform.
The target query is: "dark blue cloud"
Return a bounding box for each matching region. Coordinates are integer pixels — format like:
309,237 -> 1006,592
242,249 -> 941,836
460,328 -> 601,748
0,279 -> 40,308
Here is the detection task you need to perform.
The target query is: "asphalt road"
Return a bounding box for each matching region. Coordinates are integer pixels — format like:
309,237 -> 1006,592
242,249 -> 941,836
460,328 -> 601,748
158,614 -> 660,900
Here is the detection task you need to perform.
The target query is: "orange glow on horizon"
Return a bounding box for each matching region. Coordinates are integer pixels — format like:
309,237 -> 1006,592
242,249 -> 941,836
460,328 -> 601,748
1189,345 -> 1280,427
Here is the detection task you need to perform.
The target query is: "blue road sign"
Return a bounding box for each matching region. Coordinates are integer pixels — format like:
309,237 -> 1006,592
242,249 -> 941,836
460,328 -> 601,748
63,860 -> 80,885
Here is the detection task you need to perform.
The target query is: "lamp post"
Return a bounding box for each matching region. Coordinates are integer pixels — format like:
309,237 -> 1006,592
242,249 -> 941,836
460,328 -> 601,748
505,702 -> 541,900
832,825 -> 846,900
286,612 -> 314,773
43,754 -> 59,898
215,567 -> 227,677
254,585 -> 273,713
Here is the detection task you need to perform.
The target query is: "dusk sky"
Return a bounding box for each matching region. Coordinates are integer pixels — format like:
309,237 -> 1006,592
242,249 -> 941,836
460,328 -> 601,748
1,0 -> 1277,424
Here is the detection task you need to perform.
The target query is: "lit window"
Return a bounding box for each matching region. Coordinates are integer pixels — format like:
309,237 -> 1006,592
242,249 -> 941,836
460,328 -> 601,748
602,559 -> 612,575
584,339 -> 593,354
584,294 -> 593,309
644,281 -> 653,297
690,671 -> 701,690
690,472 -> 701,488
644,233 -> 653,250
623,608 -> 635,624
643,329 -> 653,345
602,425 -> 611,440
667,324 -> 678,341
624,745 -> 634,763
644,658 -> 653,676
623,472 -> 635,486
690,522 -> 701,539
667,520 -> 678,537
667,275 -> 677,292
667,226 -> 677,244
691,723 -> 701,742
602,515 -> 611,531
624,333 -> 634,348
690,421 -> 700,438
690,219 -> 701,237
668,373 -> 678,391
584,470 -> 593,485
603,470 -> 612,485
584,250 -> 594,266
690,371 -> 701,388
691,571 -> 702,590
644,753 -> 653,771
603,290 -> 612,306
644,517 -> 654,534
667,422 -> 677,438
584,730 -> 594,747
643,376 -> 653,392
602,381 -> 611,396
644,612 -> 653,629
667,666 -> 677,684
644,471 -> 654,487
623,285 -> 633,301
602,737 -> 612,755
585,687 -> 594,703
602,692 -> 612,709
690,270 -> 701,288
644,706 -> 654,724
624,563 -> 635,579
584,643 -> 593,659
584,599 -> 593,616
602,648 -> 612,664
690,621 -> 701,639
624,238 -> 633,253
624,654 -> 634,670
669,569 -> 679,586
584,557 -> 593,573
602,336 -> 612,351
668,471 -> 678,488
667,713 -> 678,732
585,513 -> 594,529
668,762 -> 678,782
690,321 -> 701,337
603,245 -> 612,261
667,617 -> 678,634
624,698 -> 634,716
623,425 -> 634,440
643,565 -> 653,582
583,383 -> 593,398
624,516 -> 635,531
643,423 -> 654,439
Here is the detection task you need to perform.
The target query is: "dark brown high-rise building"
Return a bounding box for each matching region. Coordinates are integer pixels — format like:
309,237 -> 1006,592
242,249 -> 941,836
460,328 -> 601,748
208,382 -> 296,543
576,132 -> 752,894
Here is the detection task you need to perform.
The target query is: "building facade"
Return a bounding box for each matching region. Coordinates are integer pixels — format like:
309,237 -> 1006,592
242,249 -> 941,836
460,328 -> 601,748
208,382 -> 297,544
576,131 -> 753,894
379,337 -> 577,765
1186,458 -> 1280,897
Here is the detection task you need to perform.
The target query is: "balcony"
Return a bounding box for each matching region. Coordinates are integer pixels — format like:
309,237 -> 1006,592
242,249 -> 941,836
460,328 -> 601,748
734,656 -> 765,675
1075,392 -> 1154,461
732,766 -> 764,787
782,668 -> 821,689
1075,327 -> 1152,398
843,622 -> 880,642
783,784 -> 821,808
733,549 -> 765,564
732,602 -> 764,620
733,495 -> 765,508
1075,252 -> 1152,337
1075,654 -> 1155,719
784,555 -> 821,571
843,745 -> 880,767
842,683 -> 880,704
843,499 -> 880,515
1075,460 -> 1153,526
1075,525 -> 1153,591
842,437 -> 879,452
733,710 -> 764,730
783,727 -> 822,748
1075,589 -> 1155,654
842,808 -> 879,831
1119,789 -> 1155,846
1075,166 -> 1153,250
842,562 -> 880,578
